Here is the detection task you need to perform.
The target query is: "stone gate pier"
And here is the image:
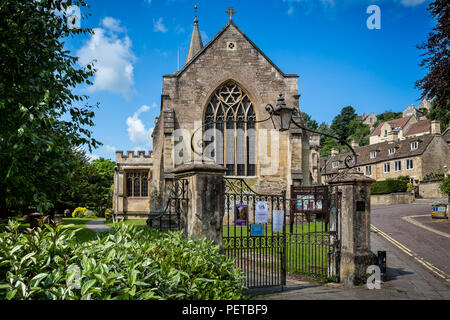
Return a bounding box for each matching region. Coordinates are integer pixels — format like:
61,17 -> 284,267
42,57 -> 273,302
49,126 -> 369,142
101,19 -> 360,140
172,162 -> 227,249
329,170 -> 378,286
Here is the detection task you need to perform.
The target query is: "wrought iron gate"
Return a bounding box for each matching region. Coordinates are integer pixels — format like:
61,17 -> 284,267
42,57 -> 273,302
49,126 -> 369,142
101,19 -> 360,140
147,178 -> 189,231
223,178 -> 287,289
287,185 -> 342,282
223,179 -> 342,289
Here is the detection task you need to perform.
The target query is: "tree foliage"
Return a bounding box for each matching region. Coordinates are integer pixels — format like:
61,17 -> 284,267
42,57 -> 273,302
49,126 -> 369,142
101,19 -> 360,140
416,0 -> 450,131
54,149 -> 115,214
0,0 -> 100,217
330,106 -> 357,142
440,176 -> 450,196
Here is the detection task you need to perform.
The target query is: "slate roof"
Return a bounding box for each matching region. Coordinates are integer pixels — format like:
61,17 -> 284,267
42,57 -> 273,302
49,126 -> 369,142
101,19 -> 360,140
443,128 -> 450,144
371,116 -> 412,136
405,120 -> 430,136
321,134 -> 436,174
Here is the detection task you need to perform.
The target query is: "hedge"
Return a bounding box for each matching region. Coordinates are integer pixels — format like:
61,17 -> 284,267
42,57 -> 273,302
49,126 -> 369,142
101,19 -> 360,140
0,221 -> 246,300
371,177 -> 409,195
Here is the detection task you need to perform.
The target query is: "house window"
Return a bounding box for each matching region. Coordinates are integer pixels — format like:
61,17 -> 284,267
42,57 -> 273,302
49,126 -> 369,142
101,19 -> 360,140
406,159 -> 414,170
411,141 -> 419,150
204,82 -> 256,177
370,151 -> 377,159
388,148 -> 395,155
384,130 -> 388,137
332,161 -> 340,169
384,162 -> 391,173
126,172 -> 150,198
365,166 -> 372,176
395,161 -> 402,172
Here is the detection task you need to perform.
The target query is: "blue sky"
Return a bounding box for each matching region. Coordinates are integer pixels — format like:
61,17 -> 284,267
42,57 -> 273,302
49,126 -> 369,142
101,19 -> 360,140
65,0 -> 433,160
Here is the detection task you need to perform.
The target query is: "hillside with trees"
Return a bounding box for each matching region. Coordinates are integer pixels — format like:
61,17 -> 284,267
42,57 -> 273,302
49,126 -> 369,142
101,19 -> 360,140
303,108 -> 406,157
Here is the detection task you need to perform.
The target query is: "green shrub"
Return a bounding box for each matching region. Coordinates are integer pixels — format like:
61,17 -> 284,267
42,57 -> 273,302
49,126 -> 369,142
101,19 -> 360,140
72,207 -> 88,218
371,177 -> 408,195
440,176 -> 450,196
0,221 -> 246,300
423,172 -> 445,182
105,209 -> 113,221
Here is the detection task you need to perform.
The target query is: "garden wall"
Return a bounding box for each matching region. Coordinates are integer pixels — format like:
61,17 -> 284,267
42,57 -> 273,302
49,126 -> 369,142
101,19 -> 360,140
418,181 -> 445,199
371,192 -> 415,206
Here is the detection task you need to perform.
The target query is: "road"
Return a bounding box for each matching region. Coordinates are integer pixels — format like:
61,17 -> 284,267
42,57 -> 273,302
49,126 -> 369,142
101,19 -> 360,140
262,200 -> 450,300
371,201 -> 450,297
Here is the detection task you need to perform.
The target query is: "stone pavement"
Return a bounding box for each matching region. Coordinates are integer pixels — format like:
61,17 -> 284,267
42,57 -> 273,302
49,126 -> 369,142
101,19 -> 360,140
85,220 -> 111,233
255,230 -> 450,300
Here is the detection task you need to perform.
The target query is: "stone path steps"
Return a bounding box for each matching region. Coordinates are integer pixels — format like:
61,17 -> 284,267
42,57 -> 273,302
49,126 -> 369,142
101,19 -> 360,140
85,220 -> 111,233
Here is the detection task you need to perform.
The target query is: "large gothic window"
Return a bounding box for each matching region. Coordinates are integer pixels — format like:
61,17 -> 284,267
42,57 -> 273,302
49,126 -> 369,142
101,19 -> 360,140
204,82 -> 256,177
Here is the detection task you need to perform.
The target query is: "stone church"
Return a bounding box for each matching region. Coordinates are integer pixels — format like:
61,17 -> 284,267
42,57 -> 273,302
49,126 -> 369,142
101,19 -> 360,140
114,9 -> 316,218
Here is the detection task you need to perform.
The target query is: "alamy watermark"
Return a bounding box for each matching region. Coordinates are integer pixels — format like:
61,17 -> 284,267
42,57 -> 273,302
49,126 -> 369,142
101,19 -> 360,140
366,5 -> 381,30
66,5 -> 81,30
367,265 -> 382,290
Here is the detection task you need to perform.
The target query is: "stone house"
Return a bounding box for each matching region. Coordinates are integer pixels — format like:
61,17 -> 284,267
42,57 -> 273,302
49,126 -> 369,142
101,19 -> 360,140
114,12 -> 313,218
356,112 -> 377,129
369,116 -> 437,145
403,98 -> 432,120
321,125 -> 449,185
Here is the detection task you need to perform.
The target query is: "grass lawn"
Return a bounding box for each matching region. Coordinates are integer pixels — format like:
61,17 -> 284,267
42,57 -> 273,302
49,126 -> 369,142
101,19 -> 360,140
106,219 -> 147,228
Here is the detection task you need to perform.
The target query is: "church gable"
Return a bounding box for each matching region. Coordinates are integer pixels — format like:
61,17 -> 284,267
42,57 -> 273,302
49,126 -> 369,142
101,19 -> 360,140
173,21 -> 298,80
161,19 -> 300,130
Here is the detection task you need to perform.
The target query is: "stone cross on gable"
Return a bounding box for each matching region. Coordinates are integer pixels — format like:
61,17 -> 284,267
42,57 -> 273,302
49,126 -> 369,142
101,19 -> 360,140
226,7 -> 236,21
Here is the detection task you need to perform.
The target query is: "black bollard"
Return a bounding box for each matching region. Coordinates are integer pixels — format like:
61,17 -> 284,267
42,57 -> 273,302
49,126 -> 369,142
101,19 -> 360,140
378,251 -> 387,281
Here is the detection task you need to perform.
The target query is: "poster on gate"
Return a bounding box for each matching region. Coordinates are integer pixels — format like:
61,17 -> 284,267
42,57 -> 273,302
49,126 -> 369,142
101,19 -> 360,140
272,210 -> 285,232
255,201 -> 269,224
235,204 -> 248,227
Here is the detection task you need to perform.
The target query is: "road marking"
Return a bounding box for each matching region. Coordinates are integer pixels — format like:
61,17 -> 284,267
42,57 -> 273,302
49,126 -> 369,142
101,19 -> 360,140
371,225 -> 450,282
402,215 -> 450,239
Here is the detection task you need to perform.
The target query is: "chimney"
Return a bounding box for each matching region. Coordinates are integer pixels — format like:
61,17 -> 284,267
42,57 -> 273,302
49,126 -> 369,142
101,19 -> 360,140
351,140 -> 359,149
431,120 -> 441,135
388,131 -> 399,142
331,148 -> 339,156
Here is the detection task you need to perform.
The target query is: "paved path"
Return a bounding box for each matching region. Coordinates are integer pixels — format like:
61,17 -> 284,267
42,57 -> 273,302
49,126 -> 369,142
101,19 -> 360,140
258,201 -> 450,300
85,220 -> 111,233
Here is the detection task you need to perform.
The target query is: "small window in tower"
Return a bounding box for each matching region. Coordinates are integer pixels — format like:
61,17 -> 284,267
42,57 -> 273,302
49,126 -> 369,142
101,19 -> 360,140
227,42 -> 237,51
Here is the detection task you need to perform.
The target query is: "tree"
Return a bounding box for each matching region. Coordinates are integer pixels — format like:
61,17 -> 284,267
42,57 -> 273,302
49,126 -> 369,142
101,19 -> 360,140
416,0 -> 450,131
330,106 -> 357,142
0,1 -> 100,217
348,120 -> 371,147
440,176 -> 450,203
301,112 -> 319,130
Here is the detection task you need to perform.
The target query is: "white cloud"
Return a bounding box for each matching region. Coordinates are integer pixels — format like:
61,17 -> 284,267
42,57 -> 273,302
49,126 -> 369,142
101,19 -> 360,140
104,145 -> 117,153
399,0 -> 426,6
77,17 -> 136,98
153,18 -> 168,33
87,154 -> 100,162
282,0 -> 427,14
126,105 -> 155,149
101,17 -> 125,33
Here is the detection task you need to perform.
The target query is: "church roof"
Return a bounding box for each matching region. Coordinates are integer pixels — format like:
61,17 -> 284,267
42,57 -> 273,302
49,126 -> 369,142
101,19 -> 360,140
165,19 -> 298,79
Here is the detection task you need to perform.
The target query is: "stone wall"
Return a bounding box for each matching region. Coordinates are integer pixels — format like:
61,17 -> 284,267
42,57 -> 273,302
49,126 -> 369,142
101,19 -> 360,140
370,192 -> 415,206
418,181 -> 445,199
